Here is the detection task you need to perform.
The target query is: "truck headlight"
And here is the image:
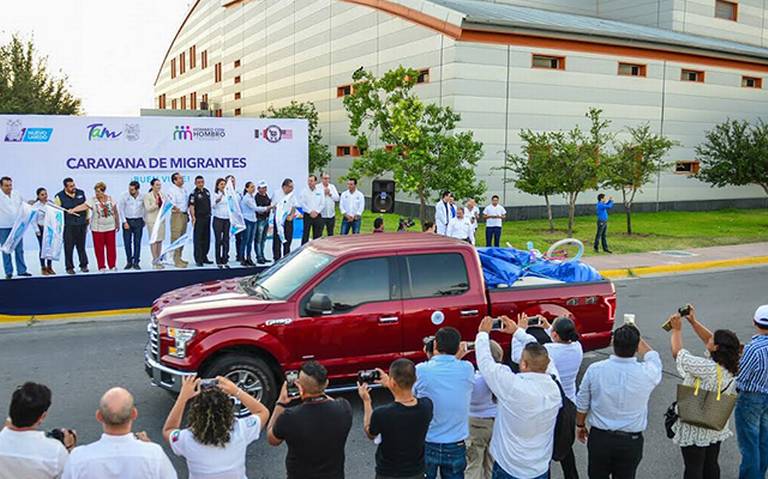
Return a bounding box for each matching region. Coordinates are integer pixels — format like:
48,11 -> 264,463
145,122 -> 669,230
167,328 -> 196,358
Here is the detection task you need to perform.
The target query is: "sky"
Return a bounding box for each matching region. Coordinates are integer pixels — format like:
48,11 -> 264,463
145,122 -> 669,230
1,0 -> 192,116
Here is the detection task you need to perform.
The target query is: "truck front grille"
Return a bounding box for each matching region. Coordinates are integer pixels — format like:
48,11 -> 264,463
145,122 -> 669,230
148,316 -> 159,360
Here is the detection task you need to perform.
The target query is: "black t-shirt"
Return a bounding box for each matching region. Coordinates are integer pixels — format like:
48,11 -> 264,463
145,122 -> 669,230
188,187 -> 211,217
55,189 -> 87,226
272,397 -> 353,479
369,397 -> 433,477
255,192 -> 271,220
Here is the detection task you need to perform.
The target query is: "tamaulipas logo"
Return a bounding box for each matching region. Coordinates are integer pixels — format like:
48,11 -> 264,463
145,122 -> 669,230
87,123 -> 122,141
173,125 -> 225,141
4,120 -> 53,143
254,125 -> 293,143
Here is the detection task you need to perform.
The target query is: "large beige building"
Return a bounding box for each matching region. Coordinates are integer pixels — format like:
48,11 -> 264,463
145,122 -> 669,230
154,0 -> 768,210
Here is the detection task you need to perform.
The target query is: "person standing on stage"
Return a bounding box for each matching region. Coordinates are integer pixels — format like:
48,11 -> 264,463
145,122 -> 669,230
227,175 -> 245,263
253,181 -> 272,265
339,178 -> 365,235
118,181 -> 145,270
188,176 -> 212,267
211,178 -> 230,269
144,179 -> 166,269
0,176 -> 31,279
319,173 -> 339,237
168,172 -> 190,268
54,177 -> 89,275
434,191 -> 453,236
482,195 -> 506,248
32,188 -> 55,275
239,181 -> 258,267
69,182 -> 120,272
299,175 -> 324,245
272,178 -> 295,261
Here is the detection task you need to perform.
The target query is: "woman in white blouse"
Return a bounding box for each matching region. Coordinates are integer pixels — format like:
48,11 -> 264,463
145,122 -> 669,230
211,178 -> 230,268
668,305 -> 741,479
32,187 -> 55,275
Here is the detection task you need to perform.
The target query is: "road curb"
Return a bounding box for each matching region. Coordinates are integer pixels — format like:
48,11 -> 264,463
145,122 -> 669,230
0,308 -> 150,326
600,255 -> 768,279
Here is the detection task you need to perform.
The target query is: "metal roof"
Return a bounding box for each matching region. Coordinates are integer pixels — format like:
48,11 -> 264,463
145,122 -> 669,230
429,0 -> 768,61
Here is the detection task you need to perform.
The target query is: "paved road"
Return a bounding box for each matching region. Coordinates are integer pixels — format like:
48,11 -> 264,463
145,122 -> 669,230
0,266 -> 765,478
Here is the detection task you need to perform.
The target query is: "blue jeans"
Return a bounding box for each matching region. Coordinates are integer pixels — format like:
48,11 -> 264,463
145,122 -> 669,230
492,462 -> 549,479
254,218 -> 269,261
485,226 -> 501,247
0,227 -> 27,277
122,218 -> 144,266
341,217 -> 361,235
239,220 -> 256,261
735,391 -> 768,479
425,441 -> 466,479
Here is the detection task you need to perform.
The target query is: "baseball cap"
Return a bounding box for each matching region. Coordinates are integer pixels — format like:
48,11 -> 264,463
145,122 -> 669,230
257,181 -> 268,188
755,305 -> 768,328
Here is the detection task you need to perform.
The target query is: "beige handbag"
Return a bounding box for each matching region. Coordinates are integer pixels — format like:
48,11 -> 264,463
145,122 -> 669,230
677,365 -> 737,431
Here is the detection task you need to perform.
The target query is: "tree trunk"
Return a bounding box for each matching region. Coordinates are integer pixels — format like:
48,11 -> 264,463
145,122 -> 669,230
544,194 -> 554,233
567,192 -> 577,237
418,190 -> 427,226
622,189 -> 632,235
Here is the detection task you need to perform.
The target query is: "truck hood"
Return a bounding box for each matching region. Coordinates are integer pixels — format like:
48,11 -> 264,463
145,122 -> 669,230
153,278 -> 273,319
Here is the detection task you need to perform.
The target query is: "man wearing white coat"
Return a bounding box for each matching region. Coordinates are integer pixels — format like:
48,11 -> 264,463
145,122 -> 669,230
434,191 -> 454,236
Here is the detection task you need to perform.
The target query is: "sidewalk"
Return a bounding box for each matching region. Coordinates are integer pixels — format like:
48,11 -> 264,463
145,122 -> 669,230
583,242 -> 768,279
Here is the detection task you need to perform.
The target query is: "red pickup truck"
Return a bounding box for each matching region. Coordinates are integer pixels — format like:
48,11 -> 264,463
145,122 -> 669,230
145,233 -> 616,408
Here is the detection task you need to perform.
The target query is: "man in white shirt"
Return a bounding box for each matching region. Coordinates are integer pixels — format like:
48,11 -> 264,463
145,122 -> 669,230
465,198 -> 480,246
272,178 -> 296,261
446,207 -> 473,243
319,173 -> 340,237
62,387 -> 176,479
475,315 -> 562,479
118,181 -> 146,270
0,176 -> 30,279
339,178 -> 365,235
167,172 -> 190,268
575,324 -> 662,479
482,195 -> 506,247
433,191 -> 453,236
0,382 -> 73,479
298,175 -> 324,245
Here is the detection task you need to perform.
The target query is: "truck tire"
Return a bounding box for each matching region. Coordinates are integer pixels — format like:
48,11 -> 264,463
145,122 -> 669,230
203,354 -> 278,415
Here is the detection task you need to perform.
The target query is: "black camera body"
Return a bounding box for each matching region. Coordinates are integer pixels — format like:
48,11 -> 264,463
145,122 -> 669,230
398,217 -> 415,232
678,305 -> 692,317
423,335 -> 436,354
358,369 -> 381,384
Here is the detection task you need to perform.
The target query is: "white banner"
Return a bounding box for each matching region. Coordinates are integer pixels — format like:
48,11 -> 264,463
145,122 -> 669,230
41,205 -> 65,260
225,177 -> 246,235
155,229 -> 191,265
1,203 -> 36,254
1,115 -> 308,248
150,196 -> 174,244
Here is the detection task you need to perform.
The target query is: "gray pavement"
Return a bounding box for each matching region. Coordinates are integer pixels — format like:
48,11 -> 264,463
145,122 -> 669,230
0,266 -> 766,478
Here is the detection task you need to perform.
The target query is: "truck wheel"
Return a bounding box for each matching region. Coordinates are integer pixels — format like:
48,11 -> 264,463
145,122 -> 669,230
203,354 -> 278,416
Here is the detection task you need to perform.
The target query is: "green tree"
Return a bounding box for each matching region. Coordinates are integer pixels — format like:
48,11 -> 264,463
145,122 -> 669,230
695,119 -> 768,196
343,66 -> 485,223
261,101 -> 332,174
502,130 -> 561,232
0,35 -> 81,114
601,124 -> 675,234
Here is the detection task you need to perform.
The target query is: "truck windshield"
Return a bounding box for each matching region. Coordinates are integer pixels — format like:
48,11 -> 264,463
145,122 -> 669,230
240,248 -> 333,300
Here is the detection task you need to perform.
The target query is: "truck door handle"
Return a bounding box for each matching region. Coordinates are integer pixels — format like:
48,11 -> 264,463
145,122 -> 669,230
461,309 -> 479,316
379,316 -> 399,324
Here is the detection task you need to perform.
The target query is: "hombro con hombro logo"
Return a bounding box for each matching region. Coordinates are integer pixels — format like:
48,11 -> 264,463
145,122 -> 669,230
173,125 -> 226,141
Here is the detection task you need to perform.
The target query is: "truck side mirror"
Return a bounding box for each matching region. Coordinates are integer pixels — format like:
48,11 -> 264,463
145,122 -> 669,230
307,293 -> 333,316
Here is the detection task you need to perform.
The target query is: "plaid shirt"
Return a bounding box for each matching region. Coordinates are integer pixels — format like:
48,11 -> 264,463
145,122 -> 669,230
737,335 -> 768,394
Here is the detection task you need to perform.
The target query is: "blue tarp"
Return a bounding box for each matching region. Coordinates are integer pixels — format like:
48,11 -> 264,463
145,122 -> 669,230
477,247 -> 603,287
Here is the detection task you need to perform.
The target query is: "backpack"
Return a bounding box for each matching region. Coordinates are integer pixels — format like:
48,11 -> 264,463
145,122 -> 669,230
551,375 -> 577,461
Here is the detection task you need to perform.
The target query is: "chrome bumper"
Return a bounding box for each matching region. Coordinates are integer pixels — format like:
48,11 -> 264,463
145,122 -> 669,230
144,345 -> 195,393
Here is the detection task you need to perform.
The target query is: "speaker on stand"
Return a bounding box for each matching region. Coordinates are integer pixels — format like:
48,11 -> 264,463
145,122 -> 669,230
371,179 -> 395,213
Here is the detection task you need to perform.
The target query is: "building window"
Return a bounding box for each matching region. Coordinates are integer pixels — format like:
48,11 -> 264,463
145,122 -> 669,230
234,108 -> 242,116
179,52 -> 186,75
742,76 -> 763,88
171,98 -> 177,110
532,54 -> 565,70
234,75 -> 241,84
681,69 -> 705,82
171,58 -> 176,79
190,92 -> 197,110
675,161 -> 701,175
234,59 -> 241,68
618,62 -> 647,77
336,145 -> 361,157
201,50 -> 208,69
214,63 -> 222,83
417,69 -> 430,83
337,85 -> 353,97
180,96 -> 186,110
234,92 -> 241,100
715,0 -> 738,21
214,109 -> 222,118
158,94 -> 166,109
189,46 -> 196,69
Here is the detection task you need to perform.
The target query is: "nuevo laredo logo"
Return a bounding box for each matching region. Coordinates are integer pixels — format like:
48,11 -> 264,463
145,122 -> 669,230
125,123 -> 140,142
174,125 -> 225,141
254,125 -> 293,143
4,120 -> 53,143
87,123 -> 122,141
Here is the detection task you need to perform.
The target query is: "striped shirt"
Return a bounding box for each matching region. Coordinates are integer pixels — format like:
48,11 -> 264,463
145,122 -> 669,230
737,335 -> 768,394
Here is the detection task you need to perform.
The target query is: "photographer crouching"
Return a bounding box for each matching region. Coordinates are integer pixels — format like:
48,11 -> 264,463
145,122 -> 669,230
358,359 -> 434,479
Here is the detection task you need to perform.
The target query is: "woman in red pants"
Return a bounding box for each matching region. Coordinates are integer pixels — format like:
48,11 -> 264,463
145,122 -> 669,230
69,182 -> 120,271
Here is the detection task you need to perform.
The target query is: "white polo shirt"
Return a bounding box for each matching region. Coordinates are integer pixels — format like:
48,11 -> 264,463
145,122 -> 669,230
0,190 -> 24,228
298,185 -> 324,215
61,433 -> 177,479
447,217 -> 473,241
0,427 -> 69,479
339,189 -> 365,217
483,204 -> 506,228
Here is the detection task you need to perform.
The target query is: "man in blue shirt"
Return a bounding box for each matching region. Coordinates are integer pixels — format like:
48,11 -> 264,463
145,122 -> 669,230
594,193 -> 614,254
735,304 -> 768,479
414,327 -> 474,479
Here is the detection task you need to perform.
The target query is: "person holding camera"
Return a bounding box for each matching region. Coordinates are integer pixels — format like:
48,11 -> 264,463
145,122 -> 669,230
666,305 -> 740,479
358,359 -> 434,479
575,324 -> 662,479
162,375 -> 270,479
268,360 -> 353,479
0,382 -> 75,479
414,326 -> 475,479
466,339 -> 504,479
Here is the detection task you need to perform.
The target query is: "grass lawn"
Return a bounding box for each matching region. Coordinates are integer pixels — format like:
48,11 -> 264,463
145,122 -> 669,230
350,208 -> 768,256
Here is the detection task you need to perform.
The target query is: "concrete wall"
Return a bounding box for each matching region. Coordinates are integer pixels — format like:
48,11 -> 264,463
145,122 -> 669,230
671,0 -> 768,47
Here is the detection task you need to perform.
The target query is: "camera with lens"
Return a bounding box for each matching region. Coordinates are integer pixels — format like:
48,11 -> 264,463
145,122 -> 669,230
357,369 -> 381,384
398,217 -> 416,232
678,305 -> 692,318
423,335 -> 436,355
